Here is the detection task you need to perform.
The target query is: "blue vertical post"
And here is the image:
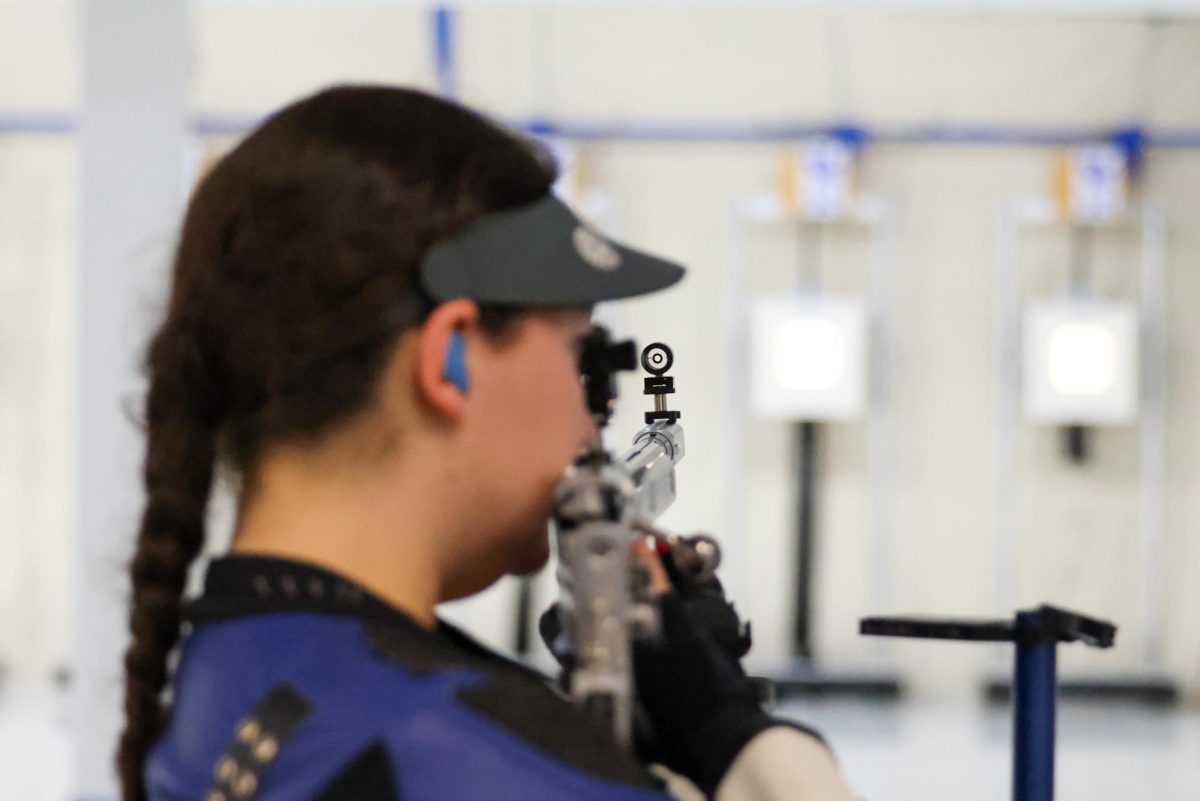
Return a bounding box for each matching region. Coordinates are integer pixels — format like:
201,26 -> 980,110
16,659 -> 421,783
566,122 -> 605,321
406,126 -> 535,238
1013,612 -> 1057,801
432,6 -> 456,98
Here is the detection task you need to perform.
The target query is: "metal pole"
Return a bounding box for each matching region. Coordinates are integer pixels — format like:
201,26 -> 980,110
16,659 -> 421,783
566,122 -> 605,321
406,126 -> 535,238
792,421 -> 819,659
865,200 -> 896,658
77,1 -> 189,798
1137,203 -> 1167,669
1013,624 -> 1057,801
512,577 -> 534,656
992,203 -> 1020,622
431,7 -> 457,98
721,200 -> 751,613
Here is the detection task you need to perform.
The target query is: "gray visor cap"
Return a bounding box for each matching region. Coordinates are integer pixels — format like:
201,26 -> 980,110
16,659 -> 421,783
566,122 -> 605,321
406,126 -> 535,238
418,194 -> 685,306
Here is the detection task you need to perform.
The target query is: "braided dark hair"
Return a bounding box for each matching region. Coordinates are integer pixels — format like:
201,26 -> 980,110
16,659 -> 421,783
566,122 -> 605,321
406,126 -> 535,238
118,86 -> 556,801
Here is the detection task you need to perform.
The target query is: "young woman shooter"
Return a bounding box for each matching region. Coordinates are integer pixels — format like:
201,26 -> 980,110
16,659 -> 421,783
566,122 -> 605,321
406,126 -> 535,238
119,85 -> 853,801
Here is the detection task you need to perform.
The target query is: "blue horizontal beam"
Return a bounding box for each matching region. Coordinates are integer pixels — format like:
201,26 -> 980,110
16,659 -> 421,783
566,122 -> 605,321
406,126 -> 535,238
4,110 -> 1200,149
511,119 -> 1200,149
194,113 -> 267,136
0,112 -> 76,135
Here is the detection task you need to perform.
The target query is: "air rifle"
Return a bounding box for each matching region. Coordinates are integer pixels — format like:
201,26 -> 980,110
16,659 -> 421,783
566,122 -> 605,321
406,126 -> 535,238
549,326 -> 724,749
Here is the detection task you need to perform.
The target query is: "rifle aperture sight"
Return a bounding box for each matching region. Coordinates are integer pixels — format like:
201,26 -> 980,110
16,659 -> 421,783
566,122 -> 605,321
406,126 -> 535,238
579,325 -> 638,428
641,343 -> 673,375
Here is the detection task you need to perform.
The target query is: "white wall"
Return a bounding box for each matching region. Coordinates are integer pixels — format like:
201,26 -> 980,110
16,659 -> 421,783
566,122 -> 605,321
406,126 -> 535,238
2,5 -> 1199,708
0,136 -> 76,689
0,2 -> 77,690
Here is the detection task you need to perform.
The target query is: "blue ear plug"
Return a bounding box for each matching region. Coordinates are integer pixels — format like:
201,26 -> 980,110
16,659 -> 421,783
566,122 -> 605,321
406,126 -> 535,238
443,331 -> 469,394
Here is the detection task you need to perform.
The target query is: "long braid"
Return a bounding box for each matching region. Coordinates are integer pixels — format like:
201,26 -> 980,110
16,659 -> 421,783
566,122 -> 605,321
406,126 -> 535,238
118,328 -> 223,801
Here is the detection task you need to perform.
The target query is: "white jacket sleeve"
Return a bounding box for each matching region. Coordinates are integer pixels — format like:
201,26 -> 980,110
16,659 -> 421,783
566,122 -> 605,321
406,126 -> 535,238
713,727 -> 855,801
656,727 -> 855,801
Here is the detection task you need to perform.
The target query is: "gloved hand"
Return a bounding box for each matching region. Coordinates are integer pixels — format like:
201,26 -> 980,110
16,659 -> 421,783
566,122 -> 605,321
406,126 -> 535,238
659,548 -> 754,669
635,538 -> 804,795
631,588 -> 775,796
538,548 -> 799,799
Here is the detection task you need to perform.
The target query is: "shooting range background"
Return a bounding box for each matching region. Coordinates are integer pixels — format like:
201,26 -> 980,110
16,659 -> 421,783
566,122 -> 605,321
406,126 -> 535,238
2,3 -> 1200,800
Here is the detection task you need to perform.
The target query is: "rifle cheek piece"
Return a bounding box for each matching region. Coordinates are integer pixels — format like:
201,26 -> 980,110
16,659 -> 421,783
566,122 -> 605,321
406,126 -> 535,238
553,450 -> 637,531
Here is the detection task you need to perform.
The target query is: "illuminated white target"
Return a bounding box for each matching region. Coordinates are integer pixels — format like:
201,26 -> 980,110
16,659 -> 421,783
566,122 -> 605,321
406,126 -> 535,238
750,295 -> 866,421
1023,300 -> 1138,424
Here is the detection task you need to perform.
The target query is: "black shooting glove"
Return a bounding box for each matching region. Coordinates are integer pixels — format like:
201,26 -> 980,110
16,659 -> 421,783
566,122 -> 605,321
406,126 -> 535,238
659,558 -> 754,668
630,586 -> 774,798
539,573 -> 784,799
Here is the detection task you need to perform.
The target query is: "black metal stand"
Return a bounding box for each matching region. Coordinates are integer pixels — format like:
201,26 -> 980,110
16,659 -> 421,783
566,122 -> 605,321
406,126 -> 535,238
793,421 -> 818,659
862,604 -> 1116,801
772,421 -> 903,701
512,576 -> 534,656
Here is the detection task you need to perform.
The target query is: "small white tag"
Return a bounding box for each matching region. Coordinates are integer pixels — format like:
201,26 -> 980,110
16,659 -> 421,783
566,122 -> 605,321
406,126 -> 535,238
573,226 -> 622,271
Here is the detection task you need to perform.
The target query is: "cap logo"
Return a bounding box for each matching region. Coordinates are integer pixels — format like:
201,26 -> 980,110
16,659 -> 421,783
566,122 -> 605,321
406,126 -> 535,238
573,226 -> 622,271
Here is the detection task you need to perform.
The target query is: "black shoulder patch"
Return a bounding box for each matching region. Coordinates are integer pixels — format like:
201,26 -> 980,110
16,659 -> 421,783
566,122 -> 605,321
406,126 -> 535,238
366,619 -> 661,792
205,684 -> 313,801
312,742 -> 398,801
456,675 -> 662,791
366,620 -> 475,674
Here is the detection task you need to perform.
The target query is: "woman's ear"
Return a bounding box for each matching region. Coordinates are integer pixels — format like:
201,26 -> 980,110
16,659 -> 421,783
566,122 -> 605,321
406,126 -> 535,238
414,299 -> 480,421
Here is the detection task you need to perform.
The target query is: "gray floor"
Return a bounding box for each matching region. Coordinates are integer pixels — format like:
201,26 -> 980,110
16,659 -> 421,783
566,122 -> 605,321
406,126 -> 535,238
778,697 -> 1200,801
1,689 -> 71,801
3,689 -> 1198,801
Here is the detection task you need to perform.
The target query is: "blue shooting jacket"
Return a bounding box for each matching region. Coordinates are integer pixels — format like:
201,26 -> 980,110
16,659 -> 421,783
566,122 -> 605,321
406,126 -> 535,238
145,556 -> 670,801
